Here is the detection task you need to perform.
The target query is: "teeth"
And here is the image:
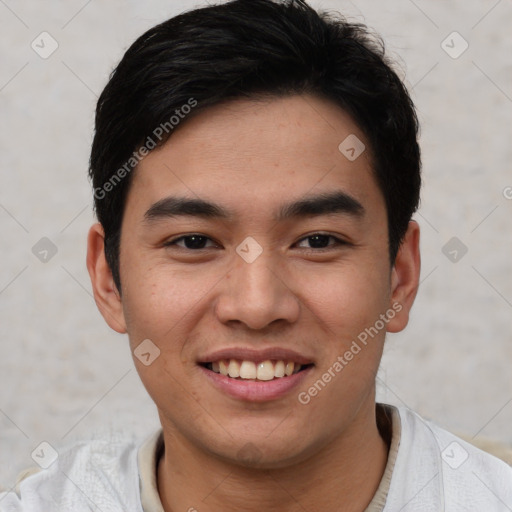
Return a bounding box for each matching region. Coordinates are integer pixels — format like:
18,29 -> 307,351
239,360 -> 257,379
228,359 -> 240,378
209,359 -> 304,380
274,360 -> 285,378
256,360 -> 274,381
219,360 -> 229,376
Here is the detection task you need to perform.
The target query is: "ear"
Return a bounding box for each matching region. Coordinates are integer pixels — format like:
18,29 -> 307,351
386,220 -> 421,333
86,223 -> 127,333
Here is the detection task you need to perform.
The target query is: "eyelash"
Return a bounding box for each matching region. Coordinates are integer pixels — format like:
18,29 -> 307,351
163,233 -> 348,252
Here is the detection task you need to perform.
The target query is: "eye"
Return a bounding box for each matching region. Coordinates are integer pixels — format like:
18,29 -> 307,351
295,233 -> 346,250
164,234 -> 218,250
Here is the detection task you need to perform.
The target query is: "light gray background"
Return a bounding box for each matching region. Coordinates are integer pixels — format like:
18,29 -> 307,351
1,0 -> 511,487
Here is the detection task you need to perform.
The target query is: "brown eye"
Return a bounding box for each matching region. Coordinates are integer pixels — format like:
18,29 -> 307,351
165,234 -> 216,249
296,234 -> 345,250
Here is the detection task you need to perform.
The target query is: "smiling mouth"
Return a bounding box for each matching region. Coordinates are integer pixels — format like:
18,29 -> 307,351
201,360 -> 314,381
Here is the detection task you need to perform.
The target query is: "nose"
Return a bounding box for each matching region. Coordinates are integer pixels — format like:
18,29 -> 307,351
214,250 -> 300,330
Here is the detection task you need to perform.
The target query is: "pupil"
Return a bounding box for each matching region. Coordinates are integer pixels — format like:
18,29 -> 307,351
185,235 -> 207,249
308,234 -> 330,248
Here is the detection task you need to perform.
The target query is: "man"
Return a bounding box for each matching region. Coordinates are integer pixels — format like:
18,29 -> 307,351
2,0 -> 511,510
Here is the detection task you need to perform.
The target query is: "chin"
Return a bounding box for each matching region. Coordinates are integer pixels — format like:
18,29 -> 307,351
206,434 -> 315,471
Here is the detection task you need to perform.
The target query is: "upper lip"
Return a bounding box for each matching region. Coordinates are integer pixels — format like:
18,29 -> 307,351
198,347 -> 314,365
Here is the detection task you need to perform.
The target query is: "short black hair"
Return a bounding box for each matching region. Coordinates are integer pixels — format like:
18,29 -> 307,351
89,0 -> 421,291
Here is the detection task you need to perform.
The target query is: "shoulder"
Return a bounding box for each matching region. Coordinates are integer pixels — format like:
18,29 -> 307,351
386,405 -> 512,511
0,433 -> 144,512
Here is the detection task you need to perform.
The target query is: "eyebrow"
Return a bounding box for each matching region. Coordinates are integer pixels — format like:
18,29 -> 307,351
143,191 -> 365,223
276,191 -> 364,221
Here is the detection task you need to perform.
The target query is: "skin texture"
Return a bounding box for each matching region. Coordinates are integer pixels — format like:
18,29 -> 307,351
87,94 -> 421,511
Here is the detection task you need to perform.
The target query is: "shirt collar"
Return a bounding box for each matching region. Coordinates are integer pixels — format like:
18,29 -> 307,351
137,403 -> 401,512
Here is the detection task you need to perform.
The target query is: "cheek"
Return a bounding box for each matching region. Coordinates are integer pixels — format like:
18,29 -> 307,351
121,262 -> 219,348
120,265 -> 206,406
293,263 -> 389,428
293,258 -> 391,338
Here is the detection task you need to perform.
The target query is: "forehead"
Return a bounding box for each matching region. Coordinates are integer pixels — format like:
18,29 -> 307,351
127,94 -> 383,219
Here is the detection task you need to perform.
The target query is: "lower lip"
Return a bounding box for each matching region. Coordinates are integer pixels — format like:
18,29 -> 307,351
199,365 -> 313,402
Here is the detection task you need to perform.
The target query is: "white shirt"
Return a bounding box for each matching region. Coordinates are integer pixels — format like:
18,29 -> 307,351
1,404 -> 511,511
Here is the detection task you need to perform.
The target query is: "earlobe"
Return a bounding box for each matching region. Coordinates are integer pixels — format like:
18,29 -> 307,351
386,221 -> 421,333
86,223 -> 127,334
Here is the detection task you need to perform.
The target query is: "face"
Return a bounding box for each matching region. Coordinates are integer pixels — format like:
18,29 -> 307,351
88,94 -> 419,468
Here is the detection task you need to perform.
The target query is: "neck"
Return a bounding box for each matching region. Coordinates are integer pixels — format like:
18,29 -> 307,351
157,401 -> 389,512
